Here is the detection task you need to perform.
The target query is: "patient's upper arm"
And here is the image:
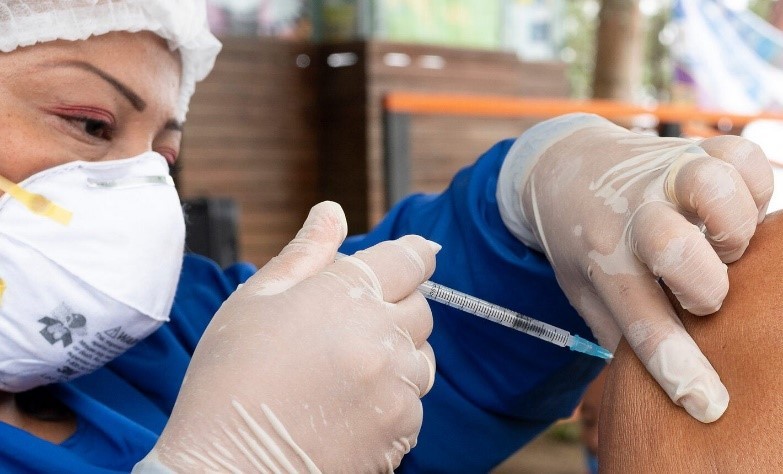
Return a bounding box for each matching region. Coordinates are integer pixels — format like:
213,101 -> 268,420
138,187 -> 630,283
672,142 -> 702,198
599,211 -> 783,472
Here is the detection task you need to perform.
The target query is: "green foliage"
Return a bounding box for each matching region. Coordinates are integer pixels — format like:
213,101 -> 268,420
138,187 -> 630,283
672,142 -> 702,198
749,0 -> 776,18
545,420 -> 582,443
644,4 -> 673,102
561,0 -> 599,98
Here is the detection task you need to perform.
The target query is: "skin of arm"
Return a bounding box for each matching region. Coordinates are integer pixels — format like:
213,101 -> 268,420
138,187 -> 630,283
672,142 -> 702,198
599,210 -> 783,472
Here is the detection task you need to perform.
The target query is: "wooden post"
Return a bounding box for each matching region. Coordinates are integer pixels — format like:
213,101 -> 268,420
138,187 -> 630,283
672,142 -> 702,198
592,0 -> 644,101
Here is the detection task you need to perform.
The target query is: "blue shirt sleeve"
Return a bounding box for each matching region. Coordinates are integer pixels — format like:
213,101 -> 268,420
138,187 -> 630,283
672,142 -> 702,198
341,139 -> 605,473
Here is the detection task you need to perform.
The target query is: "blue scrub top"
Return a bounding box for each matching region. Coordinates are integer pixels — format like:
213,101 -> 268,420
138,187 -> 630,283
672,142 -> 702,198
0,140 -> 604,473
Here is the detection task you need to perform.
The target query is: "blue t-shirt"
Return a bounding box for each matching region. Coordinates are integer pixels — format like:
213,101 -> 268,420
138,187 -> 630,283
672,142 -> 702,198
0,140 -> 603,473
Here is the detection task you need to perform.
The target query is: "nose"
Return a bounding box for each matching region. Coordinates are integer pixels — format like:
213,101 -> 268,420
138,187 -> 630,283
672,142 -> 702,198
106,130 -> 157,162
107,148 -> 154,161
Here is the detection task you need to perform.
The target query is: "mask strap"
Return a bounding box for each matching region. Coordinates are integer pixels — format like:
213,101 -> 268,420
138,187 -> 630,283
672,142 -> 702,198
0,175 -> 72,225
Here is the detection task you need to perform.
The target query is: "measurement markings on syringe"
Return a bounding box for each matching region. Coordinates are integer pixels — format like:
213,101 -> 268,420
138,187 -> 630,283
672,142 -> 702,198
500,308 -> 568,345
425,284 -> 569,346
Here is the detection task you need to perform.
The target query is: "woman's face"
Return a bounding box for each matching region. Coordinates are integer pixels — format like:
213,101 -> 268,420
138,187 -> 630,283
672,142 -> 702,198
0,31 -> 182,184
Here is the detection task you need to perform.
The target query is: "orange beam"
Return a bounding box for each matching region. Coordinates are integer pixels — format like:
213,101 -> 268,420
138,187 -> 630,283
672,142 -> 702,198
384,92 -> 783,127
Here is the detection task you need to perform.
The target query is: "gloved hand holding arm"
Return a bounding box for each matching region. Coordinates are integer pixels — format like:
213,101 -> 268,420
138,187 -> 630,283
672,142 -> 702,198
497,113 -> 773,423
135,201 -> 439,473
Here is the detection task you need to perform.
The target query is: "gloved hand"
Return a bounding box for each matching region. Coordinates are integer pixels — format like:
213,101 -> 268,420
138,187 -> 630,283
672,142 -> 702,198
497,113 -> 773,423
134,201 -> 439,473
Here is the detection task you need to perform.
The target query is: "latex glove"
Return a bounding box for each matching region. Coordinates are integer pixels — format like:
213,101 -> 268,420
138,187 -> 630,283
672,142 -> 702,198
497,114 -> 773,423
134,201 -> 439,473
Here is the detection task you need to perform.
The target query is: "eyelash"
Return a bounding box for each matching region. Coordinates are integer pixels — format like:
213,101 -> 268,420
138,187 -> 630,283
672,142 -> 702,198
51,107 -> 180,163
157,146 -> 180,166
65,116 -> 115,141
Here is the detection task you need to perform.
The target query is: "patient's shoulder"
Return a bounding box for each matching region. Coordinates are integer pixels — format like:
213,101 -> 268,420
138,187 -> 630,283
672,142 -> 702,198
600,211 -> 783,472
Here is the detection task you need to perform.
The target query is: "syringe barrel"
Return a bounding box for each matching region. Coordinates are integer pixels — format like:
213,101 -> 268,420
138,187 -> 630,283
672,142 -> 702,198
418,280 -> 570,347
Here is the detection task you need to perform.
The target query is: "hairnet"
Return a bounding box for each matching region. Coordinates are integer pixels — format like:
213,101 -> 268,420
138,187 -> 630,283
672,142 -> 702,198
0,0 -> 222,119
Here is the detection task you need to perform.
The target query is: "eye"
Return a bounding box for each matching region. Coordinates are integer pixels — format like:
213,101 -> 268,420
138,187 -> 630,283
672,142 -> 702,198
68,116 -> 115,140
155,146 -> 179,166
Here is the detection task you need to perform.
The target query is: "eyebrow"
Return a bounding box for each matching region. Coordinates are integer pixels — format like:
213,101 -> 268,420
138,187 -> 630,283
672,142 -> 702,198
49,60 -> 147,112
43,60 -> 184,131
165,119 -> 184,132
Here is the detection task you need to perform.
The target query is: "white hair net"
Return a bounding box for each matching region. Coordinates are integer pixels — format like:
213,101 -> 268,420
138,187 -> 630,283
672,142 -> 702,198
0,0 -> 222,119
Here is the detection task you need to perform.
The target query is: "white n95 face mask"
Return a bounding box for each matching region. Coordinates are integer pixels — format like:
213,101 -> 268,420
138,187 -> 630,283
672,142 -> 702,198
0,152 -> 185,392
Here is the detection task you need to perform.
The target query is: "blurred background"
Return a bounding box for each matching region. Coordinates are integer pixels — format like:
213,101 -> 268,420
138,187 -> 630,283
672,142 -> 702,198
179,3 -> 782,469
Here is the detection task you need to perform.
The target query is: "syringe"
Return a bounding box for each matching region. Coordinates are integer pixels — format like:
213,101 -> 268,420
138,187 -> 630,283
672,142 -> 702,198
418,280 -> 613,360
336,253 -> 613,360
